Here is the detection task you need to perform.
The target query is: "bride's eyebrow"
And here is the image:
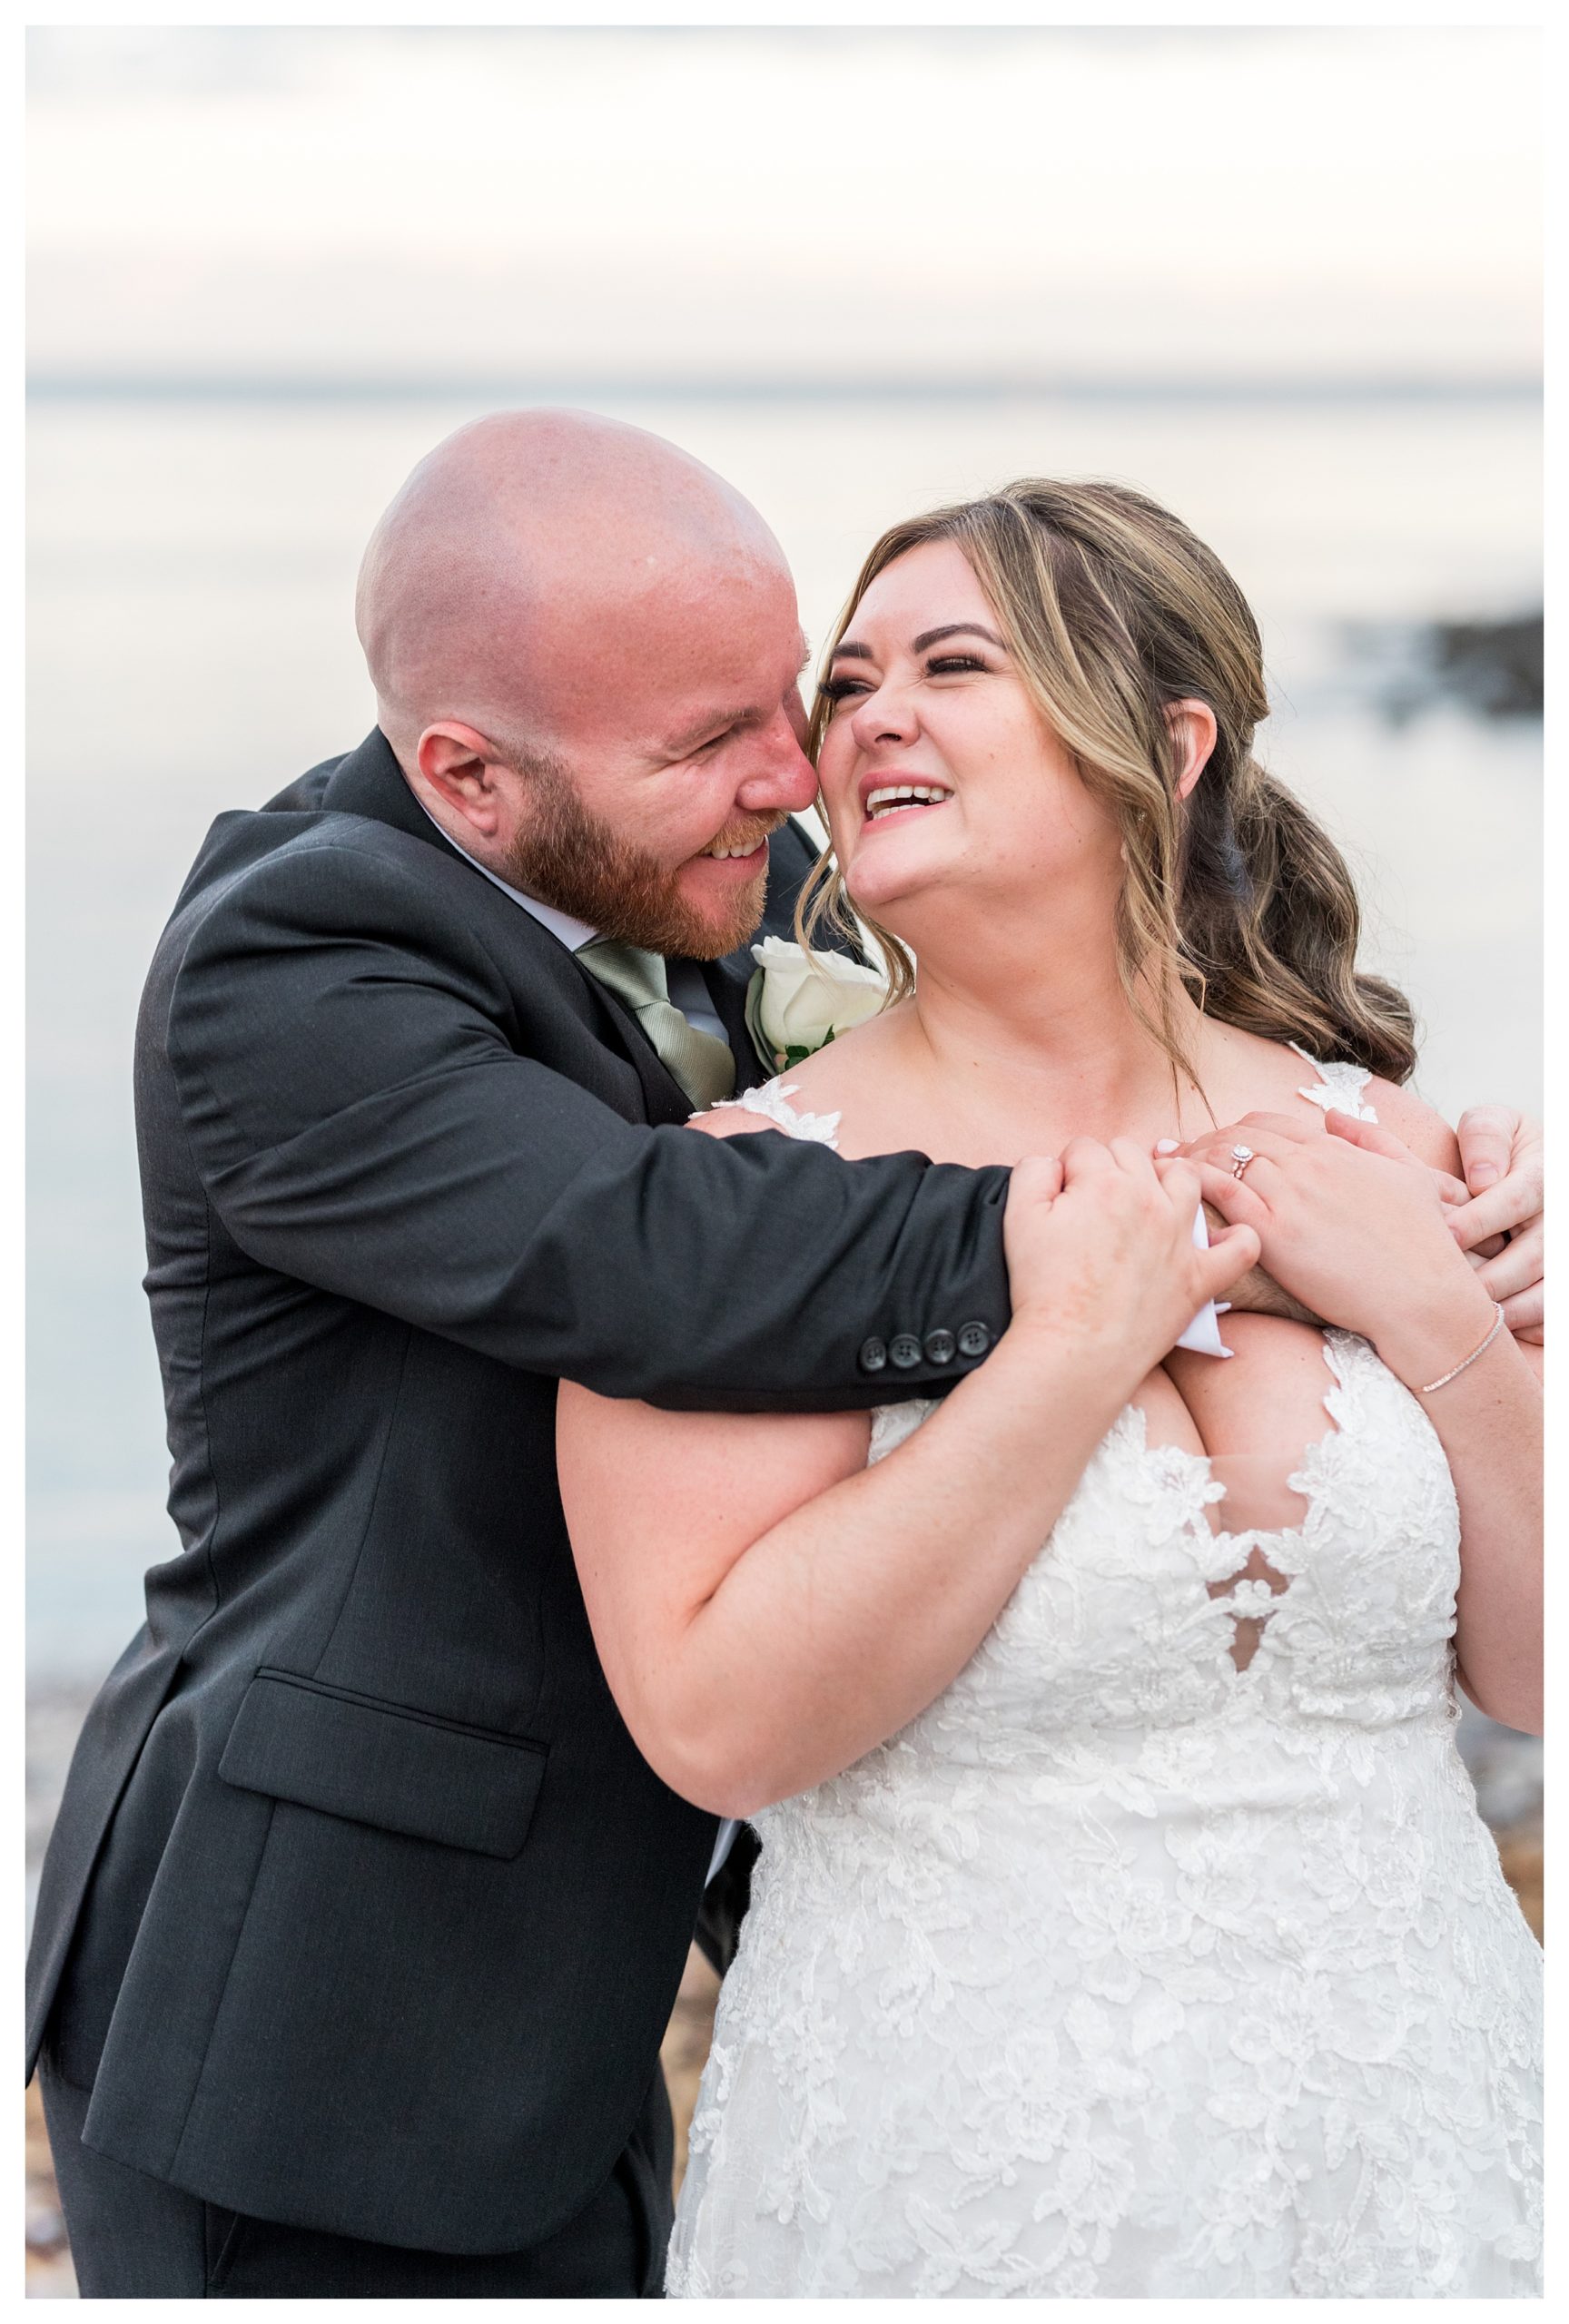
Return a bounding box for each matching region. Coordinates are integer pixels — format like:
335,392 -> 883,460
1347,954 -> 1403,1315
828,621 -> 1006,664
911,622 -> 1006,653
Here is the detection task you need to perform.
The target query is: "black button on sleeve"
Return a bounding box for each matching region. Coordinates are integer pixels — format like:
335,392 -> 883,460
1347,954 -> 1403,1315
923,1329 -> 956,1364
858,1336 -> 888,1374
956,1320 -> 992,1360
888,1333 -> 923,1370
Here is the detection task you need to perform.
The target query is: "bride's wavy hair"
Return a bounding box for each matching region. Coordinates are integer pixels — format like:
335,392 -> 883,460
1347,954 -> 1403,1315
798,478 -> 1417,1088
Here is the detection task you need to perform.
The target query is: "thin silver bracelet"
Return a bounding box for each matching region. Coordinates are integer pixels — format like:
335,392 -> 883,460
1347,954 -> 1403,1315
1418,1302 -> 1506,1394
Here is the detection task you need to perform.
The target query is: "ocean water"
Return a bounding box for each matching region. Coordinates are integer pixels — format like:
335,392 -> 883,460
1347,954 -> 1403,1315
26,390 -> 1542,1678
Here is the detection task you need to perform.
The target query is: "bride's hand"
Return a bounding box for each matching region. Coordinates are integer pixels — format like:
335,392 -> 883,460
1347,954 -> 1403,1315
1171,1110 -> 1494,1238
1187,1116 -> 1498,1390
1174,1109 -> 1507,1327
1003,1139 -> 1259,1386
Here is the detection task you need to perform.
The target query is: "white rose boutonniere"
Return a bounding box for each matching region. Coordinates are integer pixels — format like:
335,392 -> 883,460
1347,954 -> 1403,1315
744,935 -> 888,1070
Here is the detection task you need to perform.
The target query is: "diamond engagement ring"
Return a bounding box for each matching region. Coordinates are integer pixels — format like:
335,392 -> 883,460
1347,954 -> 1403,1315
1229,1144 -> 1256,1179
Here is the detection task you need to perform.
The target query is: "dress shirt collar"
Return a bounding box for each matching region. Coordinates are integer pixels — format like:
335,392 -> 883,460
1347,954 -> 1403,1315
415,796 -> 598,953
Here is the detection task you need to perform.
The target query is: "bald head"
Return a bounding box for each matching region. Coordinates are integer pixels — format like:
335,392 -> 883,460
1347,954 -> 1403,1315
356,409 -> 788,766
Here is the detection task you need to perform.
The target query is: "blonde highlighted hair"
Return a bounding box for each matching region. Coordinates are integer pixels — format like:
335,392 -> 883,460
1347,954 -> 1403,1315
799,478 -> 1416,1088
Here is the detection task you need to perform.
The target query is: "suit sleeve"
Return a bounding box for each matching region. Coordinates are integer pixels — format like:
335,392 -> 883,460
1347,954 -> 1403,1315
163,839 -> 1011,1412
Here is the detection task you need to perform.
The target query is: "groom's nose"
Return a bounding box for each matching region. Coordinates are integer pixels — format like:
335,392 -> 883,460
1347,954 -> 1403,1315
735,703 -> 819,815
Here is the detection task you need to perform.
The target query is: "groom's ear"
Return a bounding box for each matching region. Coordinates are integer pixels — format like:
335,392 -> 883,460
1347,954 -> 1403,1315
417,722 -> 512,840
1164,699 -> 1219,802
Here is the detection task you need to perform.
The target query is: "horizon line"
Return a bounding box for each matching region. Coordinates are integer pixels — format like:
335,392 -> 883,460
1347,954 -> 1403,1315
25,371 -> 1544,410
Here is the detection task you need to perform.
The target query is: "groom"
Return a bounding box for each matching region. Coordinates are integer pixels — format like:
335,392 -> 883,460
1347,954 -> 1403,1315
28,412 -> 1544,2297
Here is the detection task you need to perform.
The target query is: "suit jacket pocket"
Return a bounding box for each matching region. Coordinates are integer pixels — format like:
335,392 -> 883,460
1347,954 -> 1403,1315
217,1670 -> 547,1859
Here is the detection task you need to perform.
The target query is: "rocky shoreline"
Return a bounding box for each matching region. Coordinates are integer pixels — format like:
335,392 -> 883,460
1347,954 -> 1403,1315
1345,607 -> 1544,725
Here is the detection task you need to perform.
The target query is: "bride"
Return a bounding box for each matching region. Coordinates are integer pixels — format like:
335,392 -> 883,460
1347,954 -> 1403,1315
556,479 -> 1543,2298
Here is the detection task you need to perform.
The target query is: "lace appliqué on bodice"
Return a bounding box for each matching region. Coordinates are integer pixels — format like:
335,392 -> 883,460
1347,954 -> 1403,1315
668,1061 -> 1541,2299
706,1078 -> 843,1148
1290,1040 -> 1380,1122
709,1052 -> 1376,1143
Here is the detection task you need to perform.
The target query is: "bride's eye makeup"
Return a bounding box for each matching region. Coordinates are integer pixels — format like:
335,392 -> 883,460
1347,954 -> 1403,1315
820,650 -> 992,706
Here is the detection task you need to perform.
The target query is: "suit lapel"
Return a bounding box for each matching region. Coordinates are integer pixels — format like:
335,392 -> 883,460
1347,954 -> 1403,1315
319,728 -> 471,862
699,949 -> 768,1092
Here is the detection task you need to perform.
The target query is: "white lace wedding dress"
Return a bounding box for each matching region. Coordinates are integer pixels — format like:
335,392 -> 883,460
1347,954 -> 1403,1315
666,1059 -> 1543,2299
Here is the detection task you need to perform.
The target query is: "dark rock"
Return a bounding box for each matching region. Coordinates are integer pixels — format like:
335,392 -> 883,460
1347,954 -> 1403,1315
1345,608 -> 1543,725
1428,613 -> 1543,719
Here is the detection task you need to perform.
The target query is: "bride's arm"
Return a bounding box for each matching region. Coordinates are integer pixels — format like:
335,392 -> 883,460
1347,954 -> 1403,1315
558,1137 -> 1258,1817
1192,1099 -> 1543,1736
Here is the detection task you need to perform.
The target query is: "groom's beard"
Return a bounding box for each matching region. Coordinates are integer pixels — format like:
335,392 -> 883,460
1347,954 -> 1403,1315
500,760 -> 781,960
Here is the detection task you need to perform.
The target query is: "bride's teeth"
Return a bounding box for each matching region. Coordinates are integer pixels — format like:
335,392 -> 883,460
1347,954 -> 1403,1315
865,783 -> 952,821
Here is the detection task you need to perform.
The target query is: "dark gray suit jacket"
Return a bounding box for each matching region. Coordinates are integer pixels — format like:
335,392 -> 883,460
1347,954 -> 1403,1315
26,729 -> 1011,2253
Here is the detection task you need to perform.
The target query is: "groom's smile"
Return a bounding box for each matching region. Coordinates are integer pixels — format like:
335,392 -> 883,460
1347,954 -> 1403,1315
691,822 -> 779,876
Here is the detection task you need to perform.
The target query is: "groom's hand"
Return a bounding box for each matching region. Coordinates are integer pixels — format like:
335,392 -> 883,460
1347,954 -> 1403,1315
1328,1106 -> 1543,1345
1448,1107 -> 1544,1344
1002,1142 -> 1258,1368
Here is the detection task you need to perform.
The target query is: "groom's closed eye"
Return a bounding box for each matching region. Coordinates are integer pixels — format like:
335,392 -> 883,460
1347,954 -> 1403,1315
665,641 -> 813,761
662,710 -> 752,758
695,723 -> 745,756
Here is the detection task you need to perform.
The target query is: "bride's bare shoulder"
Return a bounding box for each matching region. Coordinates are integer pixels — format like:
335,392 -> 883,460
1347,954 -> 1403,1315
1358,1077 -> 1462,1173
1211,1026 -> 1460,1172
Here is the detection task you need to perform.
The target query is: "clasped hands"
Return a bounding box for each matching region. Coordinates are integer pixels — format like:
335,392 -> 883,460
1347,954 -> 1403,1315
1170,1106 -> 1544,1351
996,1105 -> 1542,1395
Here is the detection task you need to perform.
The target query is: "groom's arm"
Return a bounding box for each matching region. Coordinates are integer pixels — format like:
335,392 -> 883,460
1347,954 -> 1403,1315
163,835 -> 1012,1413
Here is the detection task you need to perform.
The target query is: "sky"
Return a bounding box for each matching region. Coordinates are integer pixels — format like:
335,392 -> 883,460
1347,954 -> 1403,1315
26,25 -> 1540,391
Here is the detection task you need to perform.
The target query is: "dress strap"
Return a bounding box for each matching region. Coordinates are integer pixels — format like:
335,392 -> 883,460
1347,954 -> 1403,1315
1288,1041 -> 1378,1124
703,1078 -> 844,1151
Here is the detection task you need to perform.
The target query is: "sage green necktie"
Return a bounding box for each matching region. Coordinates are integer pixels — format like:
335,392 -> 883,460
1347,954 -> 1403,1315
577,937 -> 736,1109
